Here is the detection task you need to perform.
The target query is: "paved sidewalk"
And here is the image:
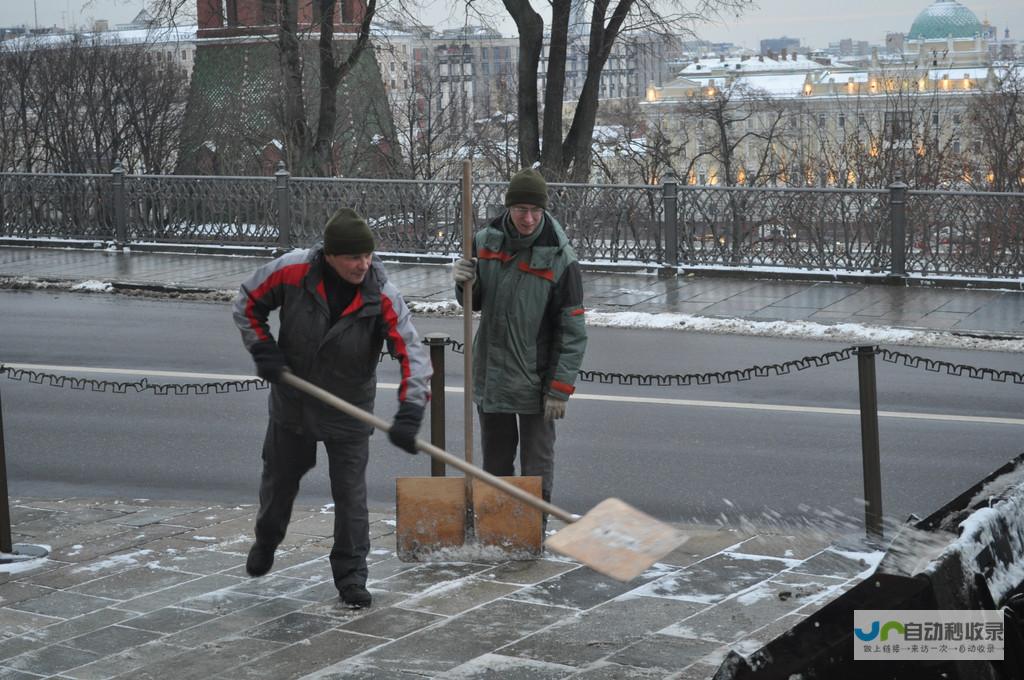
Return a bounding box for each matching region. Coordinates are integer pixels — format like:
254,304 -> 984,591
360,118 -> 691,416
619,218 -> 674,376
1,496 -> 881,680
1,245 -> 1023,337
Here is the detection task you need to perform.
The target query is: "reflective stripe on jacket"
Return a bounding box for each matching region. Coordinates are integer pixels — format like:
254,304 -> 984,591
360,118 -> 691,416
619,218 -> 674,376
233,247 -> 430,439
457,212 -> 587,413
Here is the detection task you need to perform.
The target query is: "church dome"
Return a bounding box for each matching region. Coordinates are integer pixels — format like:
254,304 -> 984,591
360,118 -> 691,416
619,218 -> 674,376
908,0 -> 983,40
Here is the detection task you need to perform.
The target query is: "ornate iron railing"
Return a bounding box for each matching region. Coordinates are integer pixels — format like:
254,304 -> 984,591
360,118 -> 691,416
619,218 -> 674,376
1,167 -> 1023,279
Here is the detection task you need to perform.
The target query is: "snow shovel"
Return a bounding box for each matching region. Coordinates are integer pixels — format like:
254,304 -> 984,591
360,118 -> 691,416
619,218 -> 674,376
280,371 -> 688,582
394,160 -> 544,560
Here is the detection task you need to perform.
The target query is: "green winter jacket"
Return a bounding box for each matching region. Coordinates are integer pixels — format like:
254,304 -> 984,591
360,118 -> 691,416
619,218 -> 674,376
456,212 -> 587,413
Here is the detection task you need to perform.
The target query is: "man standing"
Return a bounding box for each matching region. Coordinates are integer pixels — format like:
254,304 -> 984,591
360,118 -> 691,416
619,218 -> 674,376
233,207 -> 430,608
452,168 -> 587,522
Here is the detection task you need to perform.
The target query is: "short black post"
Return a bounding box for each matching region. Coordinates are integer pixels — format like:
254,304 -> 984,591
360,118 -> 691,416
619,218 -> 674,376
661,172 -> 679,277
111,161 -> 127,249
0,380 -> 12,553
275,161 -> 291,250
857,345 -> 884,539
888,175 -> 908,280
424,333 -> 448,477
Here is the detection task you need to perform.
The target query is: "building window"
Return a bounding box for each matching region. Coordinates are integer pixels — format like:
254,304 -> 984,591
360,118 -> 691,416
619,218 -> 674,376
817,113 -> 826,129
884,110 -> 912,141
838,113 -> 845,127
953,113 -> 962,125
952,140 -> 961,153
931,112 -> 939,126
858,114 -> 866,127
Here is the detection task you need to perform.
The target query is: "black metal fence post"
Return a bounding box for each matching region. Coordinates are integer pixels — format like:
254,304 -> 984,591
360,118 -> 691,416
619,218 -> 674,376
111,161 -> 127,248
275,161 -> 291,250
0,379 -> 12,553
424,333 -> 448,477
888,175 -> 908,280
857,345 -> 884,539
661,172 -> 679,277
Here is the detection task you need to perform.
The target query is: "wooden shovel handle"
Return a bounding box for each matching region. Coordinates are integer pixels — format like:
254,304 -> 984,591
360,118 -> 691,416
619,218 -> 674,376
281,372 -> 577,524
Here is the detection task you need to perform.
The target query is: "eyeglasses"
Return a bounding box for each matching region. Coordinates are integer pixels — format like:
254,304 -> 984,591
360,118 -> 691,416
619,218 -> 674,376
509,206 -> 544,218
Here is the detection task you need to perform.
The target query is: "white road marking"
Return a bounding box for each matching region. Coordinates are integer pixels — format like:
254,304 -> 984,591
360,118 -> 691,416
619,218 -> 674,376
6,363 -> 1023,426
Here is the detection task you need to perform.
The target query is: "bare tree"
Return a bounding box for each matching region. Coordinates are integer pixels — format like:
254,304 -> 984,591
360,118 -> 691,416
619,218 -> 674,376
0,45 -> 54,172
591,97 -> 687,184
679,82 -> 789,188
120,46 -> 191,174
0,33 -> 190,174
386,63 -> 472,179
499,0 -> 747,182
468,72 -> 522,181
966,64 -> 1024,193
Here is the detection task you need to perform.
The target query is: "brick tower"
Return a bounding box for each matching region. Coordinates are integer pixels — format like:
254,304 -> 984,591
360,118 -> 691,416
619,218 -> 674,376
178,0 -> 394,176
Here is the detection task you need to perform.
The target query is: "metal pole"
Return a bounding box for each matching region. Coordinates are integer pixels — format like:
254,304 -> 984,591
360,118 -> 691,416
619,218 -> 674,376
857,345 -> 884,539
111,161 -> 127,249
424,333 -> 448,477
888,175 -> 908,280
461,160 -> 475,537
662,172 -> 679,275
0,380 -> 13,553
461,160 -> 474,471
275,161 -> 291,251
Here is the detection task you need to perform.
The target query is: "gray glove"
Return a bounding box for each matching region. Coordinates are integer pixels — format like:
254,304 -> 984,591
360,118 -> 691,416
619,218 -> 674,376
543,395 -> 567,421
452,257 -> 476,284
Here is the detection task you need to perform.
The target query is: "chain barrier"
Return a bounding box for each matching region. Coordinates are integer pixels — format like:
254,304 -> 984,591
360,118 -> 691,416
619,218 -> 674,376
2,345 -> 1020,396
446,340 -> 1022,388
0,364 -> 268,395
879,349 -> 1024,385
578,348 -> 856,386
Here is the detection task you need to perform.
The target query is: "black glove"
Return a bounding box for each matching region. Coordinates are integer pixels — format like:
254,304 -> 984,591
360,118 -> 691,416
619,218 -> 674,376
250,341 -> 289,384
388,401 -> 424,454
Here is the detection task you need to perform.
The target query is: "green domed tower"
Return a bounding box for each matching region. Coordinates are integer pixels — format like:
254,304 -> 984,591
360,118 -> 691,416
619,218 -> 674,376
908,0 -> 983,40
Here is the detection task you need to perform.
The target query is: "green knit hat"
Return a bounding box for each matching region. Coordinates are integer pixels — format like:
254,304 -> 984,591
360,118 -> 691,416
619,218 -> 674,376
504,168 -> 548,209
323,207 -> 375,255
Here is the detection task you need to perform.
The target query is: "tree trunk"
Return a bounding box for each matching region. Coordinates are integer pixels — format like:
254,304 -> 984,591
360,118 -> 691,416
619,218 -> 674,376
504,0 -> 543,168
560,0 -> 631,181
279,0 -> 311,174
540,0 -> 571,177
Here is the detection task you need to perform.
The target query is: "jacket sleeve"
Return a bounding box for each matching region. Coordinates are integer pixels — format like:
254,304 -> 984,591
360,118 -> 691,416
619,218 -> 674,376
454,235 -> 482,311
231,250 -> 310,352
380,280 -> 432,408
545,260 -> 587,401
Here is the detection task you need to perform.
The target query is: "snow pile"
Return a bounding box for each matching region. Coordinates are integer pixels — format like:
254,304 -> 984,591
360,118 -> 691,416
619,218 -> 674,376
916,469 -> 1024,604
70,280 -> 114,293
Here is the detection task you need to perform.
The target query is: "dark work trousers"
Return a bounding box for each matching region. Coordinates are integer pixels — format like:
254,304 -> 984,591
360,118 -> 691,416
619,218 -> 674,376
477,410 -> 556,504
254,420 -> 370,590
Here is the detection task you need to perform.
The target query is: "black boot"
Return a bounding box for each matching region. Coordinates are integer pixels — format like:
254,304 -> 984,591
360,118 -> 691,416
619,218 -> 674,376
340,584 -> 372,608
245,542 -> 275,577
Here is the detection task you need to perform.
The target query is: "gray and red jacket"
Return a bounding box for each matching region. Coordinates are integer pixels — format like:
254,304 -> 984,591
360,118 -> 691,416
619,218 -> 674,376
232,246 -> 431,439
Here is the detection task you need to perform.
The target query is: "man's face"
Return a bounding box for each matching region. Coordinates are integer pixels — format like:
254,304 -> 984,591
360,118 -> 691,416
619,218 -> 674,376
325,252 -> 372,285
509,204 -> 544,236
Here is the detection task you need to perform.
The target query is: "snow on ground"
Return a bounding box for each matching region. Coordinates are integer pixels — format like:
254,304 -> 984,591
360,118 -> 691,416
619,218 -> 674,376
584,310 -> 1024,353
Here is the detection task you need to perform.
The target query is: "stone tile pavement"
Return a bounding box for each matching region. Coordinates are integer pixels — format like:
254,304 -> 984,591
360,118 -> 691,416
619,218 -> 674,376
0,497 -> 882,680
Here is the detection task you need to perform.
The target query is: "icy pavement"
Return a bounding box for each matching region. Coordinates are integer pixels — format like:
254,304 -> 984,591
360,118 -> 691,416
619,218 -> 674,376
0,497 -> 883,679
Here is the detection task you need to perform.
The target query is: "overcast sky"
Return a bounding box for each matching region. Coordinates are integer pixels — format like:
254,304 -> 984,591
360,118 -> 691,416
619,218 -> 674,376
2,0 -> 1022,50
